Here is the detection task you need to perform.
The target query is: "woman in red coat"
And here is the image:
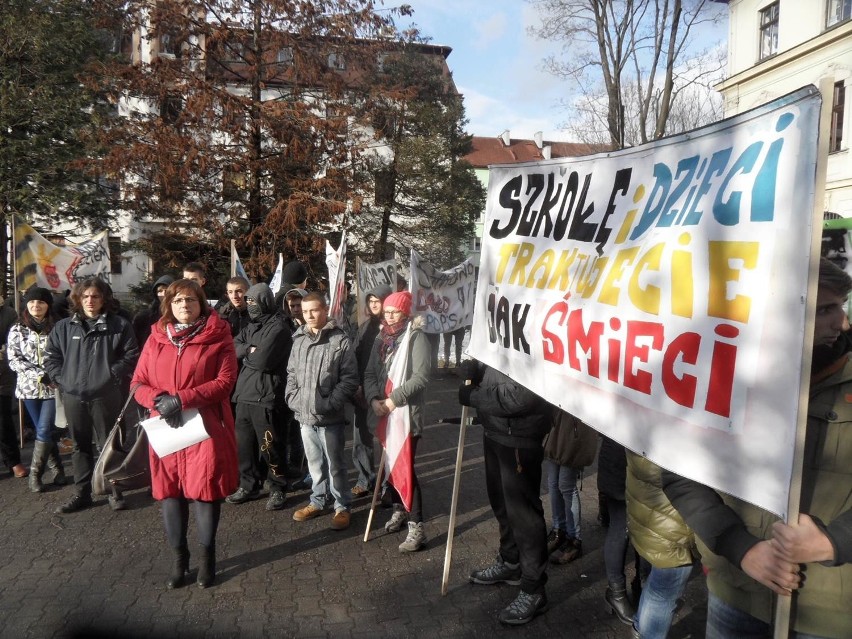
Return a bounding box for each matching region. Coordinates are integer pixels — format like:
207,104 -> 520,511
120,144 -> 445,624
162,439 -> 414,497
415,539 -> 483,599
131,279 -> 238,590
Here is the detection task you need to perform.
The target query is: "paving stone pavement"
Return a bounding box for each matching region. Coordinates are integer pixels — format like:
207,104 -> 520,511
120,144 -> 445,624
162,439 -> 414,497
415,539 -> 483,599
0,371 -> 707,638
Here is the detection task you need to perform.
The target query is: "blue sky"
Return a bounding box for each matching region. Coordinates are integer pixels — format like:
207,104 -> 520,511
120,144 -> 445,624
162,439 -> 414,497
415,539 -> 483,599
397,0 -> 728,143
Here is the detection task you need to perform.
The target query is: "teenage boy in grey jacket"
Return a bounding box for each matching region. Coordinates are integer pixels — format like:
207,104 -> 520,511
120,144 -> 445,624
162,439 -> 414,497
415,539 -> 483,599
285,293 -> 358,530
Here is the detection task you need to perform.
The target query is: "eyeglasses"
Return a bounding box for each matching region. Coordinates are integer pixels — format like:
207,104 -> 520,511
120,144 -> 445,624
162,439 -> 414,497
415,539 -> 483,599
172,297 -> 199,305
383,310 -> 404,317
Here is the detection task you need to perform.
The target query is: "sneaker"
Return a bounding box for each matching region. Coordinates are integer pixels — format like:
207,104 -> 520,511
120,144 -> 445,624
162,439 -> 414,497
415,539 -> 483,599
384,508 -> 408,533
497,591 -> 549,625
550,538 -> 583,565
55,493 -> 93,514
469,556 -> 521,586
351,484 -> 370,497
293,503 -> 324,522
265,490 -> 286,511
330,509 -> 351,530
546,528 -> 566,554
108,494 -> 127,511
399,521 -> 426,552
225,487 -> 260,505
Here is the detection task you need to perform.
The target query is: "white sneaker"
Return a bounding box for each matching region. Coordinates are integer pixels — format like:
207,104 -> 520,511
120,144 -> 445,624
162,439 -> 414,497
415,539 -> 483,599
399,521 -> 426,552
384,508 -> 408,533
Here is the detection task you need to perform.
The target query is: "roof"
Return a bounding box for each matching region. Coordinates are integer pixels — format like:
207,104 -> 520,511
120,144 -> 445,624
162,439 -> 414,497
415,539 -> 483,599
463,136 -> 607,168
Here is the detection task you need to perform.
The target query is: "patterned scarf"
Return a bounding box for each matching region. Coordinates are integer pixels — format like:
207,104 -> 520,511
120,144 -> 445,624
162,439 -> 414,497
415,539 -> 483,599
166,315 -> 208,354
379,317 -> 409,363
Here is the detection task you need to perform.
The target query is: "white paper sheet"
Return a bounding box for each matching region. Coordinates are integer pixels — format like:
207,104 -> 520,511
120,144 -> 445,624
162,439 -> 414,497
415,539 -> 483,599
141,408 -> 210,457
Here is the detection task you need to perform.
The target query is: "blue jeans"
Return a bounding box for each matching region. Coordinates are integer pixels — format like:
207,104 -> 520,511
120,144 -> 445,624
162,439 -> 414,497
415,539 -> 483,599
23,398 -> 56,443
636,564 -> 693,638
301,423 -> 350,512
546,461 -> 581,538
706,592 -> 827,639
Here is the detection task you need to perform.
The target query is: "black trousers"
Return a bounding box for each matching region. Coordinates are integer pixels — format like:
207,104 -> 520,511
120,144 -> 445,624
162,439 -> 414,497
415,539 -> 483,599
63,391 -> 123,497
483,435 -> 548,594
0,395 -> 21,469
235,403 -> 288,491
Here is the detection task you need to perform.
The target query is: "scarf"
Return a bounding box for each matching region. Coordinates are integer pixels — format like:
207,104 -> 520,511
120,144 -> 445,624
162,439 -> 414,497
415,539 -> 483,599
166,316 -> 208,354
379,318 -> 409,363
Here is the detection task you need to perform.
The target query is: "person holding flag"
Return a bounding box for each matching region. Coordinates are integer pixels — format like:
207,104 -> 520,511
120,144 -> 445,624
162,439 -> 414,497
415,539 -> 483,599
364,291 -> 431,553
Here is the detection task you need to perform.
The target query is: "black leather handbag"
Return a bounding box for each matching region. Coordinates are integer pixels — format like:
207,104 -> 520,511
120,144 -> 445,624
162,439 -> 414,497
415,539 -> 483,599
92,385 -> 151,495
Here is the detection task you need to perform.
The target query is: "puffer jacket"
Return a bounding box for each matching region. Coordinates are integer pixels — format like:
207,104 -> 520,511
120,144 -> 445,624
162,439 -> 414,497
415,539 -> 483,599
363,316 -> 431,437
7,322 -> 54,400
464,361 -> 553,449
285,320 -> 358,427
43,312 -> 139,400
131,312 -> 238,501
626,451 -> 696,568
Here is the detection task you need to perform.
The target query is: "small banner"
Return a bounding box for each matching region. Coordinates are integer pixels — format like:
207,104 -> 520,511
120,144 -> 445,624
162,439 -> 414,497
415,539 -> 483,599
409,249 -> 475,335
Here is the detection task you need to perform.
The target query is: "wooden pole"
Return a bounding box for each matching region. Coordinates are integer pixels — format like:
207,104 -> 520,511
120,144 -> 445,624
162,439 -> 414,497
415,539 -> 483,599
773,80 -> 834,639
363,450 -> 387,543
441,393 -> 470,596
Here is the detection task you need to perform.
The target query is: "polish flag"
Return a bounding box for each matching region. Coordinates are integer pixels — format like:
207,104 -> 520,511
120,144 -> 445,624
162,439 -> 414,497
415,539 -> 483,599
375,327 -> 414,511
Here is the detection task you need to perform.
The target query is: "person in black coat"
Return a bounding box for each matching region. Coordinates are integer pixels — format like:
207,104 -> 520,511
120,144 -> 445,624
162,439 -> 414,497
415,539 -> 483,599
459,361 -> 554,625
132,274 -> 174,346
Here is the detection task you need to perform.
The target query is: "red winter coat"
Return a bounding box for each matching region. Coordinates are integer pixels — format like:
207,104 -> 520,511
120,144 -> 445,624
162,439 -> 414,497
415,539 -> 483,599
131,312 -> 238,501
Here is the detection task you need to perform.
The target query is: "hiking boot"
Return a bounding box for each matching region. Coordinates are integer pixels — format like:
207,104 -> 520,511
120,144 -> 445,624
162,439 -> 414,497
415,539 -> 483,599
399,521 -> 426,552
292,503 -> 324,521
330,509 -> 350,530
470,556 -> 521,586
265,490 -> 286,511
55,493 -> 93,514
384,507 -> 408,533
498,591 -> 549,625
546,528 -> 566,554
225,487 -> 259,505
550,537 -> 582,564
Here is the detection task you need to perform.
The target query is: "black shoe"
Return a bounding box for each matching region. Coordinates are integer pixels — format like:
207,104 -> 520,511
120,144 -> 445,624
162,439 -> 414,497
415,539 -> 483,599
470,556 -> 522,586
498,591 -> 549,625
265,490 -> 286,511
546,528 -> 566,554
55,493 -> 93,514
109,493 -> 127,511
605,581 -> 636,626
166,545 -> 190,590
225,487 -> 259,505
291,473 -> 313,491
197,545 -> 215,588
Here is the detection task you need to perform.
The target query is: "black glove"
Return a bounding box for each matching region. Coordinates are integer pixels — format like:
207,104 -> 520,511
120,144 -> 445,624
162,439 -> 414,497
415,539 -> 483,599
459,359 -> 478,384
155,394 -> 182,420
458,383 -> 474,407
164,413 -> 184,429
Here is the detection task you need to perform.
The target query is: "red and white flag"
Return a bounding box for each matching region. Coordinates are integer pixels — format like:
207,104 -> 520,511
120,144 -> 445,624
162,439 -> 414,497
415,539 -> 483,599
375,327 -> 414,511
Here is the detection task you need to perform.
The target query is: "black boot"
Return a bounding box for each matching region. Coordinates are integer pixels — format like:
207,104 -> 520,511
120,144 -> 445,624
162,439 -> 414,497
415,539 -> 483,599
46,442 -> 67,485
28,440 -> 50,493
166,544 -> 190,589
197,544 -> 216,588
605,580 -> 636,626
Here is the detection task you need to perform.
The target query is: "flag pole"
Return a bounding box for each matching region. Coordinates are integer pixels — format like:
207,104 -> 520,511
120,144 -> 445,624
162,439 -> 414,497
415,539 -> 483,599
441,381 -> 471,596
363,450 -> 387,543
230,240 -> 237,278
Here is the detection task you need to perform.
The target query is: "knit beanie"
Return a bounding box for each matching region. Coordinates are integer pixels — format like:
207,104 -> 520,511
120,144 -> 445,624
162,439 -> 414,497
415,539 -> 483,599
383,291 -> 412,317
282,261 -> 308,287
24,287 -> 53,305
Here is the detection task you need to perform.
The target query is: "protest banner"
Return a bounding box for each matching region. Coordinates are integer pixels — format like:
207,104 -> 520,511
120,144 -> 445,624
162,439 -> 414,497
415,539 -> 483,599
468,86 -> 823,518
355,257 -> 396,326
14,221 -> 111,292
326,231 -> 347,323
268,253 -> 284,294
409,250 -> 475,335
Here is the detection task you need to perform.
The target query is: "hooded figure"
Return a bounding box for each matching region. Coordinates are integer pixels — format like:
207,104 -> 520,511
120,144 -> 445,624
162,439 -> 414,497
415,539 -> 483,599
132,274 -> 174,346
228,283 -> 295,510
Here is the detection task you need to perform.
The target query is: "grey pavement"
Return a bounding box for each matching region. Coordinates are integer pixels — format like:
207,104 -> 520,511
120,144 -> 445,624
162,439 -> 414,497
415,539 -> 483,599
0,371 -> 707,638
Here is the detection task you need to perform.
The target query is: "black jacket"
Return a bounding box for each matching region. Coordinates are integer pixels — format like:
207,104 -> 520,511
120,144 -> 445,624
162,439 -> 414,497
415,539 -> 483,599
232,313 -> 292,409
44,313 -> 139,400
597,436 -> 627,500
465,362 -> 552,449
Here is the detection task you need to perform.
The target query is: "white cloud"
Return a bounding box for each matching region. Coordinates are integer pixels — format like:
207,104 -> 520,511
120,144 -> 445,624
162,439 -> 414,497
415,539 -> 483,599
460,86 -> 574,142
473,13 -> 508,50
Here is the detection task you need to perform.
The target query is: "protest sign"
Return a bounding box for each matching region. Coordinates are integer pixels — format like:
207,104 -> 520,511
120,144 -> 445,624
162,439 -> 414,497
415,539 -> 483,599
468,87 -> 822,518
14,221 -> 111,292
355,257 -> 397,326
409,250 -> 475,335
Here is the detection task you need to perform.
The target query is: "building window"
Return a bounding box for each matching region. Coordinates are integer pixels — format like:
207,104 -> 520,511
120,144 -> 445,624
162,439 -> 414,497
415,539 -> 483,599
758,2 -> 779,60
328,52 -> 345,71
108,237 -> 123,275
159,94 -> 183,124
470,236 -> 482,252
831,81 -> 846,153
276,47 -> 293,66
159,30 -> 180,57
827,0 -> 852,27
221,40 -> 246,64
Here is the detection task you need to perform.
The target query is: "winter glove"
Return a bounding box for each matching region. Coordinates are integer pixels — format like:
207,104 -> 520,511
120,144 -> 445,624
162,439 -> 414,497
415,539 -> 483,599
155,394 -> 182,420
459,359 -> 478,384
164,413 -> 184,429
458,383 -> 474,407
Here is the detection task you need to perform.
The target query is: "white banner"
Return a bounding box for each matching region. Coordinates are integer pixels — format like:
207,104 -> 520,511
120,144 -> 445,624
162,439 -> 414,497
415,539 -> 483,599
269,253 -> 284,294
326,231 -> 347,323
14,222 -> 111,292
468,87 -> 823,518
355,257 -> 397,326
409,250 -> 475,335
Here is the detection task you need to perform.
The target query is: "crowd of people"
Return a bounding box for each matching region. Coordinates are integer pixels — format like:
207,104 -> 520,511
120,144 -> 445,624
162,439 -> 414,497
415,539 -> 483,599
0,256 -> 850,638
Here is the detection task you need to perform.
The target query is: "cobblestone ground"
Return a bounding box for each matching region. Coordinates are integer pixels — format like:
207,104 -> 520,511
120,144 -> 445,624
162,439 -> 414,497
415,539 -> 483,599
0,371 -> 707,638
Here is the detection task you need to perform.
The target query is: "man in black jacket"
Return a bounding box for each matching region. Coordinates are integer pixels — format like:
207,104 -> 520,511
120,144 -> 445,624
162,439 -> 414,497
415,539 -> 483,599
44,277 -> 139,513
459,361 -> 554,625
227,283 -> 293,511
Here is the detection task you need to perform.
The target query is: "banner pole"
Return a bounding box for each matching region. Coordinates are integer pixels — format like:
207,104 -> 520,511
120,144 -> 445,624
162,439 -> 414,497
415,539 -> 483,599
230,240 -> 236,278
363,450 -> 387,543
441,385 -> 471,596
